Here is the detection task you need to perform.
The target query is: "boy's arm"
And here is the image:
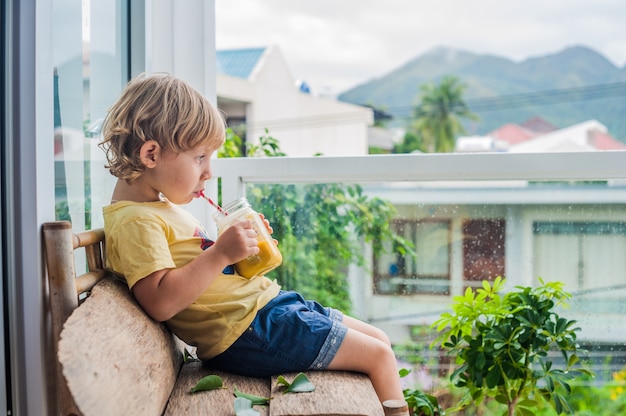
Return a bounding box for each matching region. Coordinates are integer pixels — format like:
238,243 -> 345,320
131,219 -> 260,322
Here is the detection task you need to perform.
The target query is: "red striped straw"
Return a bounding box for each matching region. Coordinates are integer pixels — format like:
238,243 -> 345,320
199,190 -> 226,215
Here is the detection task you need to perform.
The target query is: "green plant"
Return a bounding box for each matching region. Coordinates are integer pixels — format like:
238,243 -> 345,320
218,127 -> 244,158
400,368 -> 442,416
432,277 -> 593,416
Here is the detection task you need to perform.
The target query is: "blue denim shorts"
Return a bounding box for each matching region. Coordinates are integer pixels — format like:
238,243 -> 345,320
203,290 -> 347,377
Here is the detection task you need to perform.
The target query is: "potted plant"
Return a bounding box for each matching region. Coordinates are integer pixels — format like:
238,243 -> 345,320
432,277 -> 592,415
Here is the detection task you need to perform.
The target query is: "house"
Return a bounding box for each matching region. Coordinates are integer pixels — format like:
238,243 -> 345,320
457,117 -> 626,152
509,119 -> 626,152
216,46 -> 373,157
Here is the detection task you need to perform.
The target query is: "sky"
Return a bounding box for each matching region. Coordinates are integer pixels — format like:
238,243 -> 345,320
215,0 -> 626,96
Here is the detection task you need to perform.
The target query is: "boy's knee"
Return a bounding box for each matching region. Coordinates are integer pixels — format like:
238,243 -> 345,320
372,338 -> 395,360
372,327 -> 392,346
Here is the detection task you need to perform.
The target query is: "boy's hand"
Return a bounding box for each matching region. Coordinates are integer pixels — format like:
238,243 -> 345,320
258,213 -> 273,234
258,213 -> 279,245
212,220 -> 260,263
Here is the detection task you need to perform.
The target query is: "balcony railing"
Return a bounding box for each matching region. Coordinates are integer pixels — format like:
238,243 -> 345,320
212,151 -> 626,203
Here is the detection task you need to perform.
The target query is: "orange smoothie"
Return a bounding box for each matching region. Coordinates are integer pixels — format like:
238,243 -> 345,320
211,198 -> 283,279
235,240 -> 283,278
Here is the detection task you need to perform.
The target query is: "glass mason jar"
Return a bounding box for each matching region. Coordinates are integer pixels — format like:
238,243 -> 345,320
212,198 -> 282,278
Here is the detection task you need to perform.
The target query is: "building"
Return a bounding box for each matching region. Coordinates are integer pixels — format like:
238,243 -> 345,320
457,117 -> 626,153
216,46 -> 373,156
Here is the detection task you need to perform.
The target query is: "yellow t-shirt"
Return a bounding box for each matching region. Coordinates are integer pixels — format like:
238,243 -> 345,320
102,200 -> 280,360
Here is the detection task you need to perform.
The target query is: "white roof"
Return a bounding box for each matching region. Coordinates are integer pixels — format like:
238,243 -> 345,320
509,120 -> 607,153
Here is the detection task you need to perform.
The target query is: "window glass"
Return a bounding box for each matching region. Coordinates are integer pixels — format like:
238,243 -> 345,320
53,0 -> 126,232
239,178 -> 626,404
462,218 -> 505,285
375,219 -> 451,295
534,221 -> 626,297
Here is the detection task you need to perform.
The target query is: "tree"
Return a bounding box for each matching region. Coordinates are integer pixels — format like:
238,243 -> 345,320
412,75 -> 478,153
393,130 -> 426,154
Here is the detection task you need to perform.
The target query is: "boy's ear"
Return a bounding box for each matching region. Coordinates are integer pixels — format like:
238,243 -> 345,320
139,140 -> 160,168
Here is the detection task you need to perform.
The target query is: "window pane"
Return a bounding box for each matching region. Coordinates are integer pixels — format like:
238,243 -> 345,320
53,0 -> 126,232
224,174 -> 626,404
463,218 -> 505,284
534,221 -> 626,316
374,219 -> 451,295
415,221 -> 449,276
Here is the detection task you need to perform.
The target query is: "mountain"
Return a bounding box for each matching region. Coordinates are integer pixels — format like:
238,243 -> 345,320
338,46 -> 626,141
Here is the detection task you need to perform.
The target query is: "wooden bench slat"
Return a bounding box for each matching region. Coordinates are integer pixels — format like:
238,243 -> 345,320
269,371 -> 384,416
57,277 -> 182,416
165,362 -> 270,416
75,270 -> 107,294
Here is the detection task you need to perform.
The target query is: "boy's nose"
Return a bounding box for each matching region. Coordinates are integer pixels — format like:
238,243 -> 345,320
201,166 -> 212,181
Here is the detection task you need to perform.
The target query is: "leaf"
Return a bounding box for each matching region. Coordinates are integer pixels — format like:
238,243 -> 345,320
494,394 -> 508,404
190,375 -> 224,393
450,363 -> 468,384
475,352 -> 487,370
553,392 -> 563,415
517,399 -> 536,408
554,393 -> 575,414
399,368 -> 412,378
276,372 -> 315,393
567,354 -> 579,367
182,348 -> 193,363
517,406 -> 535,416
234,397 -> 260,416
233,386 -> 271,405
485,366 -> 502,388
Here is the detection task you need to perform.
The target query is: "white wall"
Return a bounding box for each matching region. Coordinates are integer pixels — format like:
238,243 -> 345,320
146,0 -> 218,230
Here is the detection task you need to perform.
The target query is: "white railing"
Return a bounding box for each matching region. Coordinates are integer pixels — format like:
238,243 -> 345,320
211,151 -> 626,202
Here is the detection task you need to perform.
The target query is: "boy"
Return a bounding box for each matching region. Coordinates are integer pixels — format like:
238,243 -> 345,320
99,73 -> 405,405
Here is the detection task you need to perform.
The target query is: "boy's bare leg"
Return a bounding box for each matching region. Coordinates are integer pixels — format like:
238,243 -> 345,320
326,316 -> 404,403
342,315 -> 393,345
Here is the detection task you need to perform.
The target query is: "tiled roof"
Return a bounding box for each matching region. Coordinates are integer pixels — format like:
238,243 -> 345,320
487,123 -> 537,145
216,47 -> 266,79
590,131 -> 626,150
520,116 -> 557,134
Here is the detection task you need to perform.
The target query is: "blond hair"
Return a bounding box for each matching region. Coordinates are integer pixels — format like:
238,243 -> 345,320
99,73 -> 225,182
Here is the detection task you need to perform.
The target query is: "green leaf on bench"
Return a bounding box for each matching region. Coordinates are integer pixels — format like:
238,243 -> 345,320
233,397 -> 260,416
234,385 -> 271,405
190,374 -> 224,393
276,372 -> 316,393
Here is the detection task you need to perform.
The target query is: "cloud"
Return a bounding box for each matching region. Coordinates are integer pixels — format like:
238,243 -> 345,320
215,0 -> 626,94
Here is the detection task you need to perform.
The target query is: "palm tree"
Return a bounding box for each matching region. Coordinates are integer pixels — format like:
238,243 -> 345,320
412,75 -> 478,153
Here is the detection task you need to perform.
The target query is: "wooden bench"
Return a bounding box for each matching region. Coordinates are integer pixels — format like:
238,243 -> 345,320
43,221 -> 409,416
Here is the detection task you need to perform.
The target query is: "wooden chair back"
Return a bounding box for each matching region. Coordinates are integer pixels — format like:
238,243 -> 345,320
43,221 -> 108,415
